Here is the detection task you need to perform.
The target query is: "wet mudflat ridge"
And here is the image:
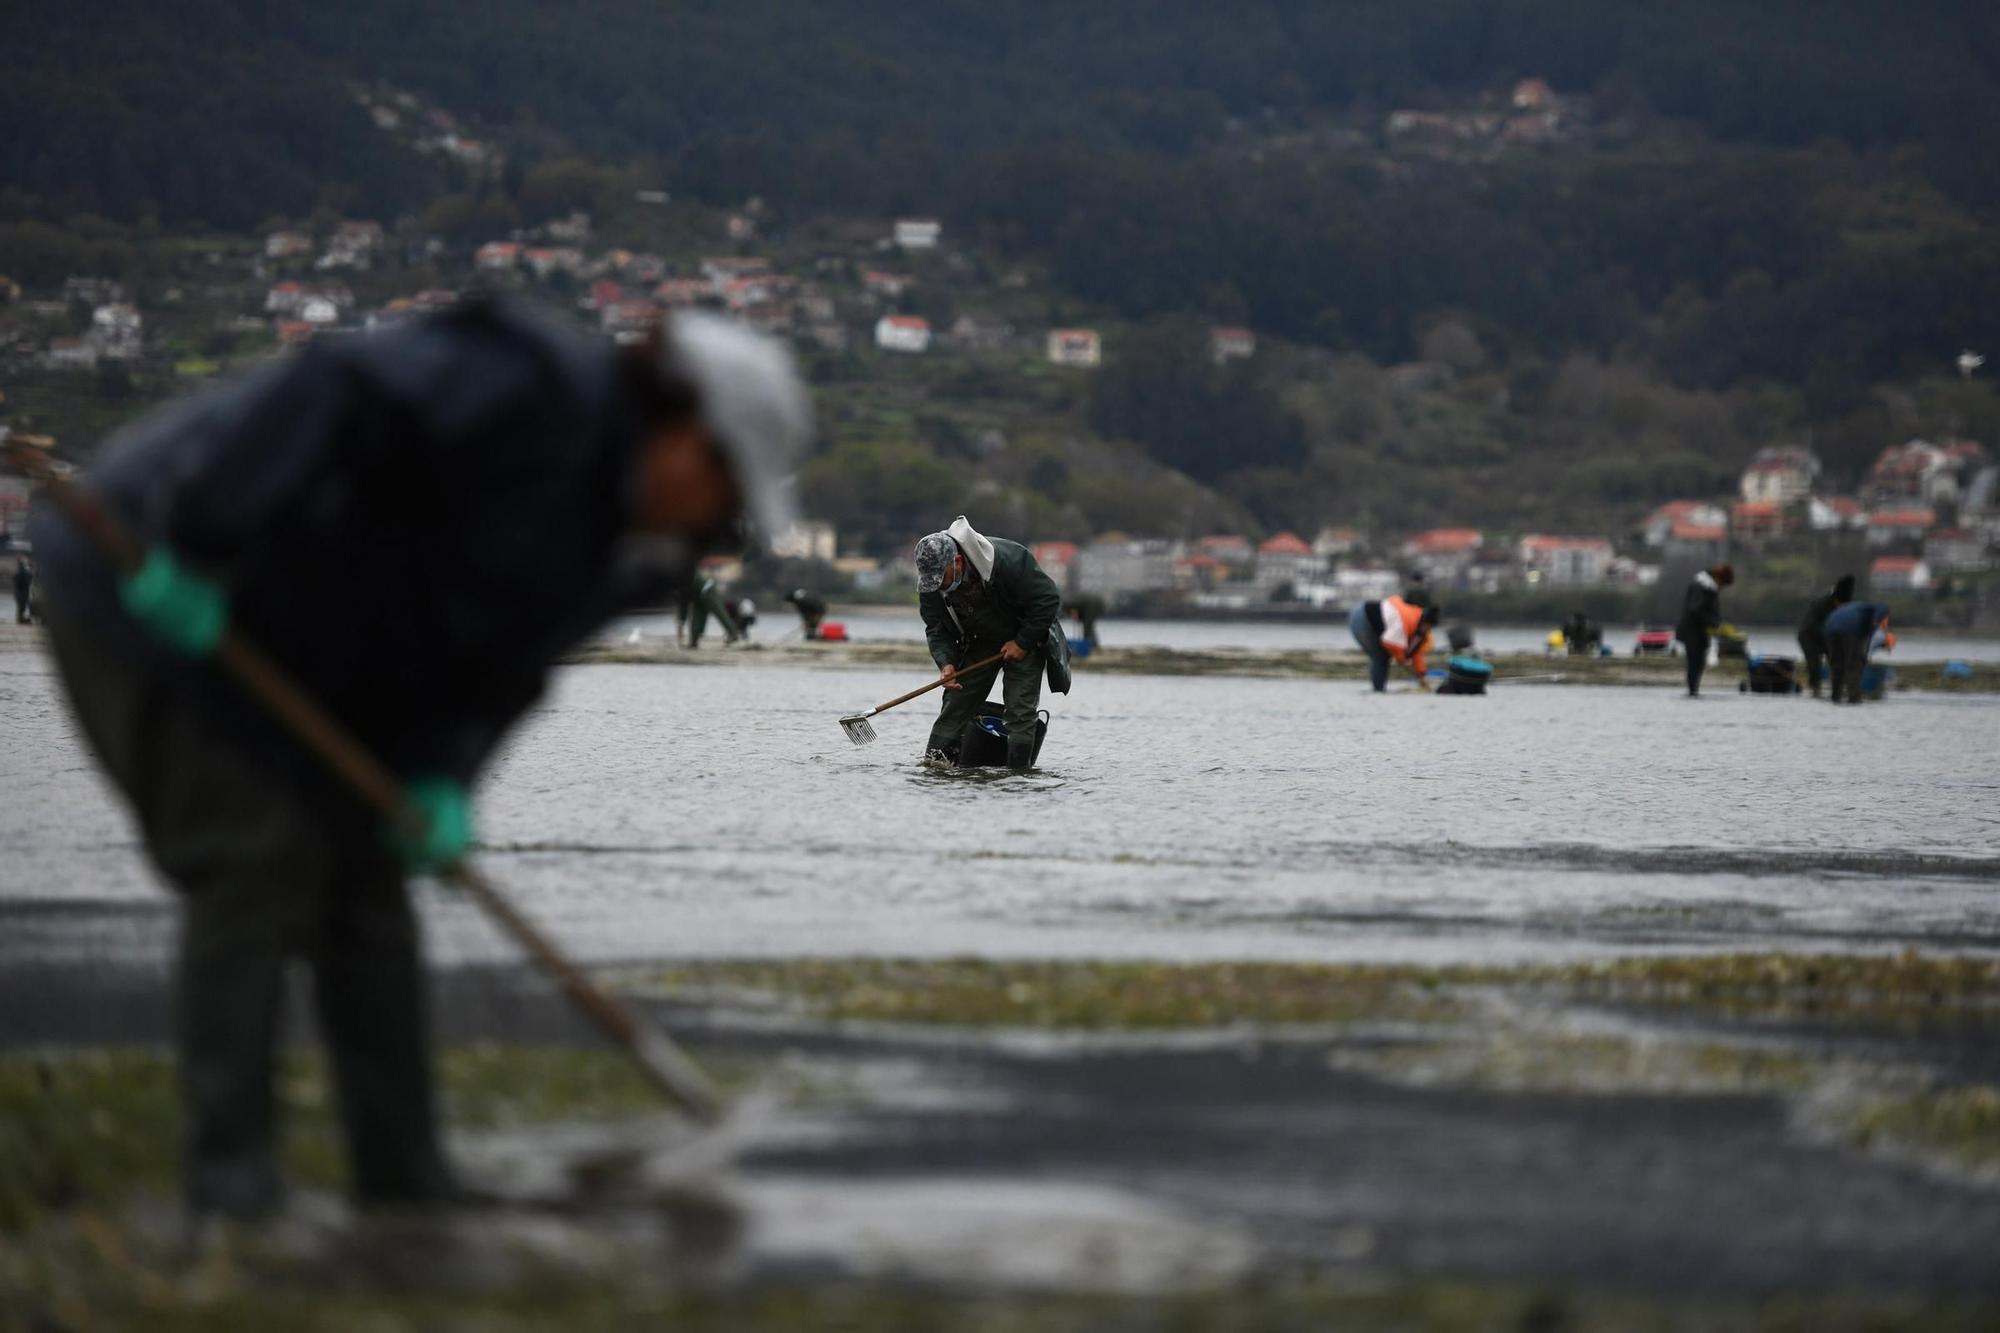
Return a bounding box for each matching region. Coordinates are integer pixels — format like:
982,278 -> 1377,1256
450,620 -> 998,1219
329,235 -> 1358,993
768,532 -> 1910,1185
5,644 -> 2000,1325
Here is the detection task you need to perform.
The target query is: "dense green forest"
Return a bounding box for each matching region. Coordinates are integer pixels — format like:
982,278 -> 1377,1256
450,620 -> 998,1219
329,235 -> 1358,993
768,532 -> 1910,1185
7,1 -> 2000,533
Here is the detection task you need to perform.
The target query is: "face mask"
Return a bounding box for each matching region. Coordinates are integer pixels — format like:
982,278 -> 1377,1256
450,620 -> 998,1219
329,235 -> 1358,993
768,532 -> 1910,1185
943,564 -> 968,595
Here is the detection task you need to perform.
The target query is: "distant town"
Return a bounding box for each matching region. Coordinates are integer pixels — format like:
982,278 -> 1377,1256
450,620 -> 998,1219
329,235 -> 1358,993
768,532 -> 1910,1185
2,80 -> 1996,625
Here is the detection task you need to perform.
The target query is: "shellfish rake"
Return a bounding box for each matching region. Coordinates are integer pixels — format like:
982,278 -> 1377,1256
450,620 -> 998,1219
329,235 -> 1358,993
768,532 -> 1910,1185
840,650 -> 1005,746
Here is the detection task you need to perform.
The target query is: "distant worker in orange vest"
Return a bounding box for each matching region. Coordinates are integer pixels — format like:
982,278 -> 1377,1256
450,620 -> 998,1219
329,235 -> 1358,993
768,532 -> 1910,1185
1349,593 -> 1440,692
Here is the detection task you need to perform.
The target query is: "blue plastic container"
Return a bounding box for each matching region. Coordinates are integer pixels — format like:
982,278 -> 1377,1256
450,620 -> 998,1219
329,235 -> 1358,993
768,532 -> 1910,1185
1437,655 -> 1493,695
956,703 -> 1051,767
1067,637 -> 1093,659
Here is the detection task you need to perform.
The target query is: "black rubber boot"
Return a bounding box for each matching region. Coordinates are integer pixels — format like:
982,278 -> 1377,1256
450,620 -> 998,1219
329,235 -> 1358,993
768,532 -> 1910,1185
1007,737 -> 1035,772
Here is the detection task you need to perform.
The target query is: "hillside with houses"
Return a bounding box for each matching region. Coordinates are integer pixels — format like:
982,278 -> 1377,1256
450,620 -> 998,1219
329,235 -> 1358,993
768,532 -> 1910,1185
5,178 -> 1996,626
5,4 -> 2000,625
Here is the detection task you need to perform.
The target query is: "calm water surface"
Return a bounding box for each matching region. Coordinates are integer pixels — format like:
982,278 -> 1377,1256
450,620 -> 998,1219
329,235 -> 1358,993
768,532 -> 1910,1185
4,652 -> 1997,967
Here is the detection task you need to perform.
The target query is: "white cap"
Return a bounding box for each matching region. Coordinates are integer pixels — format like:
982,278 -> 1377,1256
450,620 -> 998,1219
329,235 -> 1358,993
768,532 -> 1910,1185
664,310 -> 812,539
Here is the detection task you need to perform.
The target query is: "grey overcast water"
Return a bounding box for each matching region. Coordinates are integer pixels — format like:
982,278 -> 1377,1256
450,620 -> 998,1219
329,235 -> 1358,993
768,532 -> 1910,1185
6,651 -> 1997,969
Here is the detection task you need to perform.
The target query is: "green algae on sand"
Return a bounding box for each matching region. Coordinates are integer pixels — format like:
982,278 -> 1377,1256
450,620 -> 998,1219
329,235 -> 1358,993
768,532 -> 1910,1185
644,957 -> 1467,1029
0,1045 -> 694,1236
640,953 -> 2000,1032
1849,1084 -> 2000,1173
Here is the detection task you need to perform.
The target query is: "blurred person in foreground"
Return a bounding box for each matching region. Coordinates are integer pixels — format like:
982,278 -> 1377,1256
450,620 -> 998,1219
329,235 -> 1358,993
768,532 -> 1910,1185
914,516 -> 1070,771
1675,563 -> 1733,697
30,299 -> 810,1223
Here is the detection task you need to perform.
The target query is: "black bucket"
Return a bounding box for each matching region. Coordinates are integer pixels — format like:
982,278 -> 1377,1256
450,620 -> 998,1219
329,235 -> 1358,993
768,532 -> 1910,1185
957,702 -> 1050,767
1741,655 -> 1800,695
1435,655 -> 1493,696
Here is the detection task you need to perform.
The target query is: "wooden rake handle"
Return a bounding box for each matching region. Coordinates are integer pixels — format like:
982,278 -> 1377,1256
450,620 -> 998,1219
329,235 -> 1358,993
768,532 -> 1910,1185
868,650 -> 1007,716
11,443 -> 722,1123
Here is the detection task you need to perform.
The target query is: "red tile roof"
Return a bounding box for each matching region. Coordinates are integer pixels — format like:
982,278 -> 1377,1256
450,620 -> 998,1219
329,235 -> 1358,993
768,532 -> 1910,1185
1408,528 -> 1483,554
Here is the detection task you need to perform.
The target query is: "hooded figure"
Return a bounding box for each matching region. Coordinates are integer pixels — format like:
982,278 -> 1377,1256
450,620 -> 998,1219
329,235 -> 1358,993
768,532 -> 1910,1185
915,515 -> 1069,770
1796,573 -> 1855,697
1675,564 -> 1733,696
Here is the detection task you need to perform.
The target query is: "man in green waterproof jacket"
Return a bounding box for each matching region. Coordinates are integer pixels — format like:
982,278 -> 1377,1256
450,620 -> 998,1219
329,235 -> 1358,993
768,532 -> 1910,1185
915,515 -> 1070,770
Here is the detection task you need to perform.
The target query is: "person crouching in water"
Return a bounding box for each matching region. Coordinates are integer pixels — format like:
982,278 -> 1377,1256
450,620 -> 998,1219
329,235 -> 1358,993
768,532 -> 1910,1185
914,516 -> 1069,771
1796,573 -> 1855,698
1823,599 -> 1890,704
1675,564 -> 1733,696
1348,593 -> 1439,692
783,587 -> 827,639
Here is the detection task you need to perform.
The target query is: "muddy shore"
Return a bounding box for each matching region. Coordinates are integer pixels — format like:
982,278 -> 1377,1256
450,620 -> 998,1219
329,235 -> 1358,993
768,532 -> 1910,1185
8,619 -> 1994,692
572,633 -> 2000,693
6,949 -> 1999,1326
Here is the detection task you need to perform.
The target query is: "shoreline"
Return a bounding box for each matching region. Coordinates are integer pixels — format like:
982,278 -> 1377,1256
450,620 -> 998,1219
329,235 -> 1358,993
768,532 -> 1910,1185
8,622 -> 1996,692
571,633 -> 2000,693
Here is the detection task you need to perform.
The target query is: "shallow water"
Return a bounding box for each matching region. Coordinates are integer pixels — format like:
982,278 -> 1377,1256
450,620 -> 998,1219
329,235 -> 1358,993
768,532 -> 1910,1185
5,651 -> 1997,968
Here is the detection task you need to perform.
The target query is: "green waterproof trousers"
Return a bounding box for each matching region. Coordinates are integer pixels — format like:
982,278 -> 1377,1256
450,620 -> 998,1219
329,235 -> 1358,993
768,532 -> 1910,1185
926,649 -> 1045,769
44,608 -> 454,1220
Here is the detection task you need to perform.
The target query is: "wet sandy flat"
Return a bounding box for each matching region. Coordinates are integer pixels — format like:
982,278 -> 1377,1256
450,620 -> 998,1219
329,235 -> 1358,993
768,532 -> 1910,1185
5,651 -> 1999,1309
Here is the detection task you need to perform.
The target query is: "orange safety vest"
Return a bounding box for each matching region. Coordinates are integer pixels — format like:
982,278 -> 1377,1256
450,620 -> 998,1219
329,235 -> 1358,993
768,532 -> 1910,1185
1378,596 -> 1432,674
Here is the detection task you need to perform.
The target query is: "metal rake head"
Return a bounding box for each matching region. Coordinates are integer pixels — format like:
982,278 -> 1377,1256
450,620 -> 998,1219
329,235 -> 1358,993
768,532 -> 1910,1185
839,714 -> 878,746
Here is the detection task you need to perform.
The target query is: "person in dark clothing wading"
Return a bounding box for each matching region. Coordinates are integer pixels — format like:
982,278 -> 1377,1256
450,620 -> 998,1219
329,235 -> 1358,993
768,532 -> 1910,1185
1796,573 -> 1855,697
30,299 -> 811,1224
12,557 -> 31,624
1824,600 -> 1890,704
1675,564 -> 1733,696
915,515 -> 1070,771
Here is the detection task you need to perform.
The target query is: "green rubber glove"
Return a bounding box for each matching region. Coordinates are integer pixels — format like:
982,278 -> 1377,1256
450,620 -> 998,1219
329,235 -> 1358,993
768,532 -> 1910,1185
391,778 -> 475,873
120,548 -> 228,657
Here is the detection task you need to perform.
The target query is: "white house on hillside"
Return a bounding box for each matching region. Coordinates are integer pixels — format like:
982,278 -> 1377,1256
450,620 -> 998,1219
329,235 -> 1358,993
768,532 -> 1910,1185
1739,445 -> 1820,505
1252,532 -> 1323,590
1046,329 -> 1102,367
1518,534 -> 1614,586
1642,501 -> 1728,549
893,218 -> 942,250
874,315 -> 931,354
1870,556 -> 1931,592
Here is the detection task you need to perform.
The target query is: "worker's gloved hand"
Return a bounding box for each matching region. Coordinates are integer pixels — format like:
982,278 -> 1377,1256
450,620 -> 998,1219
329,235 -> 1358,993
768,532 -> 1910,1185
120,548 -> 228,657
390,777 -> 475,873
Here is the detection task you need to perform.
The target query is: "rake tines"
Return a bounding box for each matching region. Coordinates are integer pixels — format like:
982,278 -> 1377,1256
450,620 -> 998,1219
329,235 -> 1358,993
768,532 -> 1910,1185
834,650 -> 1002,752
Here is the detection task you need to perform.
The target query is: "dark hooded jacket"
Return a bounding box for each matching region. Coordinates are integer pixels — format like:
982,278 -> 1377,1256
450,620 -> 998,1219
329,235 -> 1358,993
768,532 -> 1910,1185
1799,591 -> 1843,641
31,297 -> 668,784
919,532 -> 1068,692
1798,579 -> 1854,641
1824,601 -> 1889,639
1676,570 -> 1724,641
